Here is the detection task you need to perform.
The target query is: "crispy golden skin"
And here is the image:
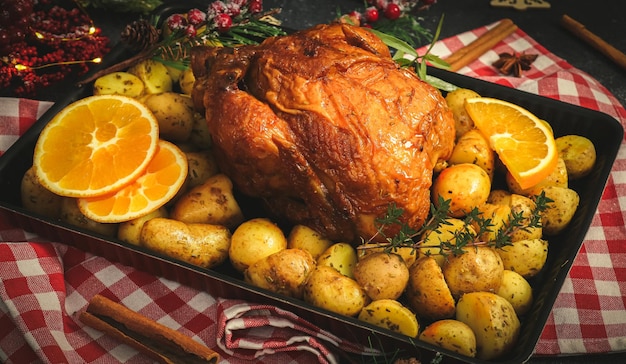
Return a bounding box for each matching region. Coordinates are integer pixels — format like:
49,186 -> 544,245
191,23 -> 455,243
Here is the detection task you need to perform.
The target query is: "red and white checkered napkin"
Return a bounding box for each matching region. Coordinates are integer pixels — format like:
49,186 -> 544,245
0,242 -> 378,364
419,20 -> 626,356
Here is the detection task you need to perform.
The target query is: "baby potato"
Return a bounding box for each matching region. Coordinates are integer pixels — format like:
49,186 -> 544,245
443,246 -> 504,298
244,248 -> 316,299
474,203 -> 512,243
353,252 -> 409,301
432,163 -> 491,218
127,59 -> 172,94
448,129 -> 495,179
357,243 -> 418,267
419,319 -> 477,358
317,242 -> 358,278
534,185 -> 580,236
93,71 -> 145,98
489,192 -> 543,241
406,256 -> 456,321
358,299 -> 419,338
420,218 -> 476,267
229,218 -> 288,273
170,174 -> 244,229
117,207 -> 168,245
189,111 -> 213,149
179,67 -> 196,95
287,224 -> 334,261
507,157 -> 568,196
144,92 -> 195,142
303,265 -> 369,317
60,197 -> 118,237
456,291 -> 520,360
556,135 -> 596,180
186,150 -> 219,188
140,217 -> 230,269
497,238 -> 548,278
21,166 -> 63,219
445,88 -> 481,139
496,270 -> 533,315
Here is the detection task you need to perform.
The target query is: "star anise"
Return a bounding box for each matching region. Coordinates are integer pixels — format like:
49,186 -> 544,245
492,52 -> 538,77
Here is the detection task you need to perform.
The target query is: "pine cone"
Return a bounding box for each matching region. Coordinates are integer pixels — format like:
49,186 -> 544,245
120,19 -> 160,51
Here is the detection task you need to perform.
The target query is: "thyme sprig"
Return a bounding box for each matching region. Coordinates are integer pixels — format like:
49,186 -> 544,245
358,191 -> 552,258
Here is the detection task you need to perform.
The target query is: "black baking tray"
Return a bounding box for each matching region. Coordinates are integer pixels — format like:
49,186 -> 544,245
1,6 -> 623,364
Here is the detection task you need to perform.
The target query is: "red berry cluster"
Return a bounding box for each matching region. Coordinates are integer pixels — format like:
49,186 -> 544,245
347,0 -> 437,26
166,0 -> 263,36
0,0 -> 34,55
0,0 -> 110,97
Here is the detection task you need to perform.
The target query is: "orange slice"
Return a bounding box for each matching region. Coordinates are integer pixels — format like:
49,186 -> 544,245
33,95 -> 160,198
464,97 -> 558,190
78,140 -> 188,223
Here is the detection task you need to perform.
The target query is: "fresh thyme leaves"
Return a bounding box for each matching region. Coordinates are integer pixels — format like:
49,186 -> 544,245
358,191 -> 552,258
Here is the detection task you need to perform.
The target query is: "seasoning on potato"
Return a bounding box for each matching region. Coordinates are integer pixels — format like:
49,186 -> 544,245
532,185 -> 580,235
456,291 -> 521,360
555,134 -> 596,179
143,92 -> 196,143
358,299 -> 419,337
497,238 -> 548,278
20,166 -> 63,219
432,163 -> 491,218
496,269 -> 534,315
443,246 -> 504,298
406,256 -> 456,321
353,252 -> 409,301
303,265 -> 369,317
92,71 -> 145,98
140,217 -> 231,269
287,224 -> 334,261
228,217 -> 288,273
419,319 -> 477,358
444,88 -> 481,140
447,129 -> 495,179
244,248 -> 316,299
316,242 -> 358,278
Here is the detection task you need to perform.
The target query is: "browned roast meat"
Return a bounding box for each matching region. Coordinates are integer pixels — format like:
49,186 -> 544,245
191,23 -> 455,243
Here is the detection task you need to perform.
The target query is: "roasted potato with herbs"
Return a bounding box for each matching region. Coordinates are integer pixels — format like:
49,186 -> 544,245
533,185 -> 580,235
473,203 -> 512,243
448,129 -> 495,179
185,150 -> 219,189
316,242 -> 358,278
488,191 -> 543,242
244,248 -> 316,299
432,163 -> 491,218
353,252 -> 409,301
287,224 -> 334,261
358,299 -> 419,337
21,166 -> 63,219
178,66 -> 196,95
443,246 -> 504,297
556,135 -> 596,179
445,88 -> 481,139
189,111 -> 213,148
117,207 -> 168,246
419,319 -> 477,358
140,217 -> 231,269
143,92 -> 196,143
228,217 -> 288,273
406,256 -> 456,321
127,59 -> 173,95
496,269 -> 533,315
303,265 -> 369,317
170,174 -> 244,229
497,238 -> 548,278
456,291 -> 521,360
92,71 -> 145,98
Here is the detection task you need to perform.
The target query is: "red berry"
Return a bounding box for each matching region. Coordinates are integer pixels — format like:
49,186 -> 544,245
184,24 -> 197,37
214,13 -> 232,32
187,9 -> 206,25
384,3 -> 401,20
249,0 -> 263,13
364,7 -> 379,23
167,14 -> 187,30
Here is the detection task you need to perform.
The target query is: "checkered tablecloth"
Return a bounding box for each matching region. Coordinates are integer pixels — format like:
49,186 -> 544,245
2,20 -> 626,363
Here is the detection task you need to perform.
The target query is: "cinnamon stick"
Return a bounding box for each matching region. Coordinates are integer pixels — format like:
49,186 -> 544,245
446,19 -> 518,72
561,14 -> 626,72
80,295 -> 220,364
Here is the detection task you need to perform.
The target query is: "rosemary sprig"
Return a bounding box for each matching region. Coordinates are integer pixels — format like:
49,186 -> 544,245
358,191 -> 552,258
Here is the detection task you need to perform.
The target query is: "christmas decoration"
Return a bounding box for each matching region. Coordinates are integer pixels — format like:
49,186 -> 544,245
0,0 -> 111,97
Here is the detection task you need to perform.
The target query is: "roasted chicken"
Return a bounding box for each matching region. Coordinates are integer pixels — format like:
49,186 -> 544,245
191,23 -> 455,243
